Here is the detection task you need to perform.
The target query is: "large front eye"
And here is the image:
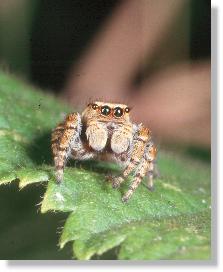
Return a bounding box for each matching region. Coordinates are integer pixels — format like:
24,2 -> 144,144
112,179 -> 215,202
114,107 -> 123,118
101,105 -> 111,116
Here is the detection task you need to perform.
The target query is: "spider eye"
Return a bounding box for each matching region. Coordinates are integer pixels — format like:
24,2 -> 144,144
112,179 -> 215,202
114,107 -> 123,118
125,107 -> 130,113
91,104 -> 98,110
101,105 -> 111,116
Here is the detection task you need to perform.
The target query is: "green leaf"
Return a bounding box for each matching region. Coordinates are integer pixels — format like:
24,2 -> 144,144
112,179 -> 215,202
0,71 -> 211,260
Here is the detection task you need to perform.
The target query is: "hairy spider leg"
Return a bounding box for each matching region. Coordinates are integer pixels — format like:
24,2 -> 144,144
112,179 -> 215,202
122,143 -> 157,202
51,113 -> 82,183
111,125 -> 151,189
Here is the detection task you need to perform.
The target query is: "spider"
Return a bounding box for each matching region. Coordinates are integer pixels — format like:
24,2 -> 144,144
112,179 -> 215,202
51,101 -> 157,202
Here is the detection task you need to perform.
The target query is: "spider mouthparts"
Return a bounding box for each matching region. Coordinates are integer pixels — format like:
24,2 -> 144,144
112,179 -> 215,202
106,123 -> 116,130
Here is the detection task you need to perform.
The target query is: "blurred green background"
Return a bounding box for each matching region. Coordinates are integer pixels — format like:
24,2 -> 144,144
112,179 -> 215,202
0,0 -> 210,259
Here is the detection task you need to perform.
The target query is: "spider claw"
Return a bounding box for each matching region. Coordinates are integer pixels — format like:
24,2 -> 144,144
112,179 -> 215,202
122,195 -> 130,203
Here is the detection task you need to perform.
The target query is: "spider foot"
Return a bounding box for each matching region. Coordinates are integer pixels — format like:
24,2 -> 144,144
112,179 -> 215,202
111,177 -> 123,189
122,193 -> 131,203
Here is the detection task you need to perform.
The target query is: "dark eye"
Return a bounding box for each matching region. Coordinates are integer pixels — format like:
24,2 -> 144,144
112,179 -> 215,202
91,104 -> 98,110
125,107 -> 130,113
101,105 -> 111,116
114,107 -> 123,118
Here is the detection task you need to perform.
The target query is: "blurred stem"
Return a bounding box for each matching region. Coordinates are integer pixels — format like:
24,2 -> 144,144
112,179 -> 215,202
0,0 -> 38,78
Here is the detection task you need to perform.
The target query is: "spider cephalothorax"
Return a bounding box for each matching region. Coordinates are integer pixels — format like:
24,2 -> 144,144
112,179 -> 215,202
51,101 -> 157,202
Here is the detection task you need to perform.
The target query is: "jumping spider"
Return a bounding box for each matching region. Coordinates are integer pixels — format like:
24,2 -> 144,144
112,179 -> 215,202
51,101 -> 157,202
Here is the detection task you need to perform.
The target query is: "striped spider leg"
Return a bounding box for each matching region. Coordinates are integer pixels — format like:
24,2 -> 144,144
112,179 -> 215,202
111,125 -> 157,202
51,113 -> 95,183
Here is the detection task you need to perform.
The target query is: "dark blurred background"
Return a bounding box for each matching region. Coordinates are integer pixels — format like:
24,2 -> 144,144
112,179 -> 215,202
0,0 -> 210,92
0,0 -> 211,259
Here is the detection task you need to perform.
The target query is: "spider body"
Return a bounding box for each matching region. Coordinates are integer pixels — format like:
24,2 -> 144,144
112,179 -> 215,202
51,101 -> 157,202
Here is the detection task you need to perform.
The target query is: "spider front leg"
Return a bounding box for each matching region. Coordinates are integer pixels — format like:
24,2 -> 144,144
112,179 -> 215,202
111,126 -> 150,189
51,113 -> 82,183
122,160 -> 151,202
122,143 -> 157,202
